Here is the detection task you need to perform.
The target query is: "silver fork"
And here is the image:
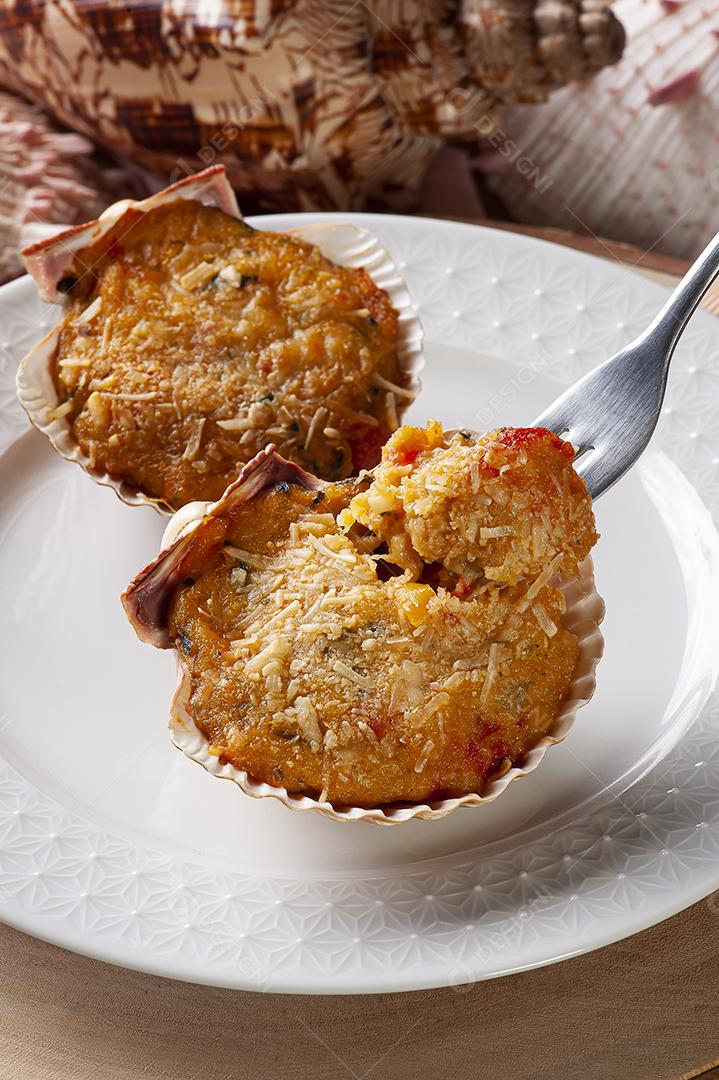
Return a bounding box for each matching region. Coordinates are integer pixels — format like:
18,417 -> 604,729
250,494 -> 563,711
532,231 -> 719,499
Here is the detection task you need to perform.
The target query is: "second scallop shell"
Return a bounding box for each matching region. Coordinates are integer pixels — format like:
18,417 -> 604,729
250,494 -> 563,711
16,166 -> 424,514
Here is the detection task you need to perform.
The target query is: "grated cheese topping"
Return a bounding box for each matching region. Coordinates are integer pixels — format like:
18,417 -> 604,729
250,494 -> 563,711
51,199 -> 411,509
168,429 -> 595,808
342,421 -> 598,588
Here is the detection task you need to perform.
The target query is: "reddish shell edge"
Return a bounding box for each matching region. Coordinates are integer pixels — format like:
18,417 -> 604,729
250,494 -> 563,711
22,164 -> 241,303
121,445 -> 324,647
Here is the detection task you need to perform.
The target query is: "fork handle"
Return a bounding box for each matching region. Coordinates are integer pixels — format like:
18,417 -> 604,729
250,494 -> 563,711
639,229 -> 719,359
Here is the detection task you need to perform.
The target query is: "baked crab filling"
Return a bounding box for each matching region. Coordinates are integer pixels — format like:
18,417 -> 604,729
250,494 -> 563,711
48,199 -> 409,508
165,423 -> 598,808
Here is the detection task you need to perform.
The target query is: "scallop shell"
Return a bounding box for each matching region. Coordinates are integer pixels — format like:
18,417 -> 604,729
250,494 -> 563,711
15,165 -> 424,515
0,1 -> 624,213
486,0 -> 718,260
0,88 -> 153,286
21,163 -> 240,303
122,445 -> 605,826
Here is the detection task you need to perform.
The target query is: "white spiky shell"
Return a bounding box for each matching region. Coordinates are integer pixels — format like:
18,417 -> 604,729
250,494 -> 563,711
487,0 -> 719,259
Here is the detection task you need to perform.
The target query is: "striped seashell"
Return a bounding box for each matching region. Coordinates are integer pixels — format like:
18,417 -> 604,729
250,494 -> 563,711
0,90 -> 149,284
485,0 -> 719,259
0,0 -> 624,213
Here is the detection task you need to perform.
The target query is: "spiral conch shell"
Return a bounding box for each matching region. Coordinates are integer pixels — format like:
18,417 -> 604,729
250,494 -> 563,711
486,0 -> 718,259
0,0 -> 624,212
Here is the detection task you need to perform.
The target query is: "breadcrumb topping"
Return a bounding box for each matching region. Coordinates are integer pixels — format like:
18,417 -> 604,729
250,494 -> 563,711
341,421 -> 598,586
51,200 -> 409,509
167,423 -> 598,807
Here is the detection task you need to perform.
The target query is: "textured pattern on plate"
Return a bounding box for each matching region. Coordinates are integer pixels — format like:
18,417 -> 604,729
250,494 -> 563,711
1,215 -> 719,992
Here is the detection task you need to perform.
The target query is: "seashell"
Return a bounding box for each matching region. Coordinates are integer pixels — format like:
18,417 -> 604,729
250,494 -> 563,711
0,88 -> 152,285
15,164 -> 424,513
485,0 -> 719,259
21,164 -> 240,303
122,442 -> 605,826
0,0 -> 624,213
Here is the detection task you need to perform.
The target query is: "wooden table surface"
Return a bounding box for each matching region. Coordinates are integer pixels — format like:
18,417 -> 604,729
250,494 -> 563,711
3,224 -> 718,1080
2,900 -> 718,1080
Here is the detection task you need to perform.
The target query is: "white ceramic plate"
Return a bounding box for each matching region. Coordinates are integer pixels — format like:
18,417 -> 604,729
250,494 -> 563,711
1,214 -> 718,995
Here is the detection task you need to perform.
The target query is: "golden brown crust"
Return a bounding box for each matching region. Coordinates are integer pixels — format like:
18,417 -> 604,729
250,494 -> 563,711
343,422 -> 598,585
51,200 -> 406,509
163,425 -> 597,808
